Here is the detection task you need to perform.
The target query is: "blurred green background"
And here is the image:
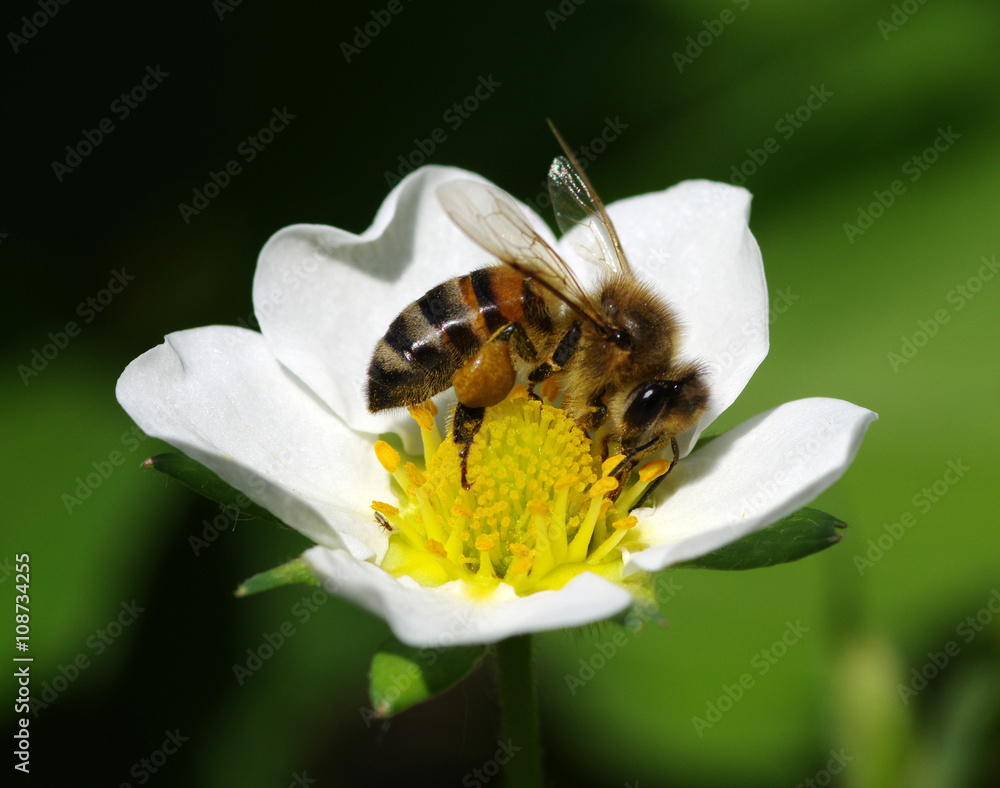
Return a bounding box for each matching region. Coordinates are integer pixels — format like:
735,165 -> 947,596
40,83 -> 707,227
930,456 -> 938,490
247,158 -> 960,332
4,0 -> 999,785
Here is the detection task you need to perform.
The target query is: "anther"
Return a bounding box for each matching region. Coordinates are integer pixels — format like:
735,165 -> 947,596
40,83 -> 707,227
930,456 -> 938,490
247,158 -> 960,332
374,440 -> 400,473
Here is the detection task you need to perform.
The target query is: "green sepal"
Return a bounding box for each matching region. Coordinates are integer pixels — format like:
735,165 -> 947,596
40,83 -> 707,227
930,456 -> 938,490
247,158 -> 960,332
369,635 -> 486,718
678,507 -> 847,570
235,556 -> 319,597
142,452 -> 284,526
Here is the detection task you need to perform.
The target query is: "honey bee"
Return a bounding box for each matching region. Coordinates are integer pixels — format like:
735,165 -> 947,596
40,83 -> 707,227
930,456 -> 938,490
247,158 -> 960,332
366,124 -> 708,508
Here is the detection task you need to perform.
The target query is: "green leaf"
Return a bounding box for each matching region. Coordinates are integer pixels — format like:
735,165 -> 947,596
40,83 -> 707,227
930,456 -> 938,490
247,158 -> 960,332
369,635 -> 486,718
678,507 -> 847,570
235,557 -> 319,597
143,452 -> 285,526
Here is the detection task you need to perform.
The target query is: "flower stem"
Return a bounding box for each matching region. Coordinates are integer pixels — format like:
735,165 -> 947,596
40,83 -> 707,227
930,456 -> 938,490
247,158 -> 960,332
495,634 -> 543,787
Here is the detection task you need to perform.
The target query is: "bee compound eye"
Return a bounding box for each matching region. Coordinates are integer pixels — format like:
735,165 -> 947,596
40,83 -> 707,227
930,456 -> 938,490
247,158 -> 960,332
623,380 -> 679,432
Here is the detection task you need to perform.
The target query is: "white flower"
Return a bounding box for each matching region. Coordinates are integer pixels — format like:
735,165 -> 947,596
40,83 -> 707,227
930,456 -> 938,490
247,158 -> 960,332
116,166 -> 876,648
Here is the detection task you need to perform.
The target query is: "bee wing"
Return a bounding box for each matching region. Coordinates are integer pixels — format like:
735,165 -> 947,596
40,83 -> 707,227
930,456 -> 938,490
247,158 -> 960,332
437,179 -> 611,332
547,121 -> 634,278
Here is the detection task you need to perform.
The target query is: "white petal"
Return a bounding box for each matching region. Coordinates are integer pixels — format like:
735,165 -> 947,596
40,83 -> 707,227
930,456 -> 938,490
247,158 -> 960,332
116,326 -> 392,559
628,398 -> 877,572
253,166 -> 558,445
587,180 -> 769,456
304,546 -> 634,647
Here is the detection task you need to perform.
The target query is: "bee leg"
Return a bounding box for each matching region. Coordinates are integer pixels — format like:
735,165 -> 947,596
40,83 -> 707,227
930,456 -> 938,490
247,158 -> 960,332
630,437 -> 680,511
607,435 -> 676,506
452,403 -> 486,489
581,390 -> 609,432
495,321 -> 538,363
527,320 -> 583,390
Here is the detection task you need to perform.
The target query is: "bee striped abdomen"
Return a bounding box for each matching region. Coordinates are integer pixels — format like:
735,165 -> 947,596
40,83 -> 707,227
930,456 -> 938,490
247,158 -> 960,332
366,266 -> 552,413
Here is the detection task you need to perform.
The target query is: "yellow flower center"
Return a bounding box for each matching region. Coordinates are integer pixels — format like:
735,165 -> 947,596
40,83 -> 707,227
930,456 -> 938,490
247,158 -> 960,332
370,389 -> 667,597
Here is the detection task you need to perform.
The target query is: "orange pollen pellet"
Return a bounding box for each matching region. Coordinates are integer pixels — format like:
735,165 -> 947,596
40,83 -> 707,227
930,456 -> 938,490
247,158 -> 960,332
426,539 -> 447,558
554,473 -> 579,491
602,454 -> 626,477
373,440 -> 400,473
589,477 -> 619,499
405,462 -> 426,487
371,501 -> 399,517
638,459 -> 670,483
612,516 -> 638,531
408,404 -> 435,432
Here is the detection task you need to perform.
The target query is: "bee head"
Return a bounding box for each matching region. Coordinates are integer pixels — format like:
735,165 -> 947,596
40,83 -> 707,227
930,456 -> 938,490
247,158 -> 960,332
620,367 -> 708,448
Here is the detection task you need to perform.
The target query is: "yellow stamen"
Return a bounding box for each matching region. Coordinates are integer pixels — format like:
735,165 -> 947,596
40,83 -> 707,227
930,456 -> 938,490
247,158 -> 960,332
374,440 -> 400,473
408,404 -> 435,432
589,477 -> 618,499
371,501 -> 399,517
408,403 -> 441,461
475,534 -> 496,552
452,502 -> 475,519
527,500 -> 550,516
371,397 -> 658,599
639,459 -> 670,483
405,462 -> 426,488
602,454 -> 626,478
554,473 -> 579,491
617,458 -> 672,512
